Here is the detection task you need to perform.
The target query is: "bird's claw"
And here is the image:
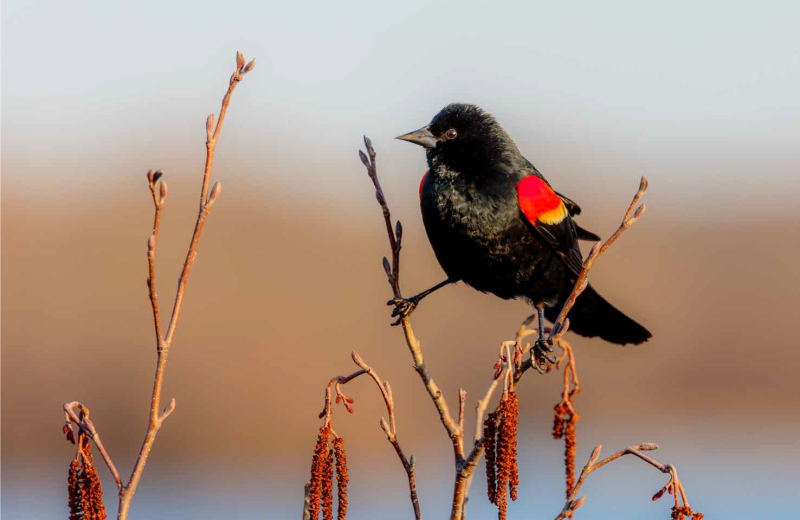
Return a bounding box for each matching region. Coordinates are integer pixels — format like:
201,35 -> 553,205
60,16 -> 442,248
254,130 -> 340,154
386,296 -> 419,326
531,337 -> 557,372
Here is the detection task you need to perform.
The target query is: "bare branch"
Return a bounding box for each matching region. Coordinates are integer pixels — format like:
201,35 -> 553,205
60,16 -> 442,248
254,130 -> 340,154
359,140 -> 463,474
548,177 -> 648,341
63,52 -> 254,520
63,402 -> 122,490
316,352 -> 422,519
552,443 -> 700,520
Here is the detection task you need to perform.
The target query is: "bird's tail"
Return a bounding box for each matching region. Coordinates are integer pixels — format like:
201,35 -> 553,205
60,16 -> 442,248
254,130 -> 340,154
544,284 -> 651,346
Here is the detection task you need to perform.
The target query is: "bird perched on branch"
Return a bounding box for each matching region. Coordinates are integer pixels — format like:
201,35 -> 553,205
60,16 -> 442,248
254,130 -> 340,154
394,103 -> 650,356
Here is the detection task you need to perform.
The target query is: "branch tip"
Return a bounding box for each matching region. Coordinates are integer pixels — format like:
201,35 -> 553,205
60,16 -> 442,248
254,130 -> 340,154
589,445 -> 602,465
363,135 -> 375,157
243,58 -> 256,74
235,51 -> 246,71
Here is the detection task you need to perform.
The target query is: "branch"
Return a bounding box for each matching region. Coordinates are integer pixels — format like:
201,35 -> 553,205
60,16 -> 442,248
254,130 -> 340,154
548,177 -> 648,341
62,51 -> 255,520
351,351 -> 422,520
553,443 -> 702,520
517,176 -> 649,378
360,138 -> 463,460
63,402 -> 122,490
315,351 -> 422,520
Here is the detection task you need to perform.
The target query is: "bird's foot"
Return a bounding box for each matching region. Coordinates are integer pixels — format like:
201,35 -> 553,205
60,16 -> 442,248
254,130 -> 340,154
386,296 -> 420,326
531,337 -> 557,373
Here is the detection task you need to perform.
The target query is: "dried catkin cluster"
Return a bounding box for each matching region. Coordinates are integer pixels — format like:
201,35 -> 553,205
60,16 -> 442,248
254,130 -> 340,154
484,391 -> 519,520
308,427 -> 349,520
333,437 -> 349,520
67,439 -> 107,520
672,505 -> 704,520
553,397 -> 580,497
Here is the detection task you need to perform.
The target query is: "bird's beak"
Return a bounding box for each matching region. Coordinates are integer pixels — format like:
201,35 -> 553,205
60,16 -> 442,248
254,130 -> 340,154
396,126 -> 437,149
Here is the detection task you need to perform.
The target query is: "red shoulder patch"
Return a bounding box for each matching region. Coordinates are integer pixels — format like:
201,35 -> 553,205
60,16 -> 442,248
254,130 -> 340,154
419,170 -> 429,198
517,176 -> 568,225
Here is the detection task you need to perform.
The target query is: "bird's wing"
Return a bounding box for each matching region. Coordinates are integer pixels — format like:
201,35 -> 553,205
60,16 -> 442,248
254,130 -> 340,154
554,190 -> 601,241
515,157 -> 599,242
555,191 -> 582,215
516,176 -> 585,276
419,169 -> 429,198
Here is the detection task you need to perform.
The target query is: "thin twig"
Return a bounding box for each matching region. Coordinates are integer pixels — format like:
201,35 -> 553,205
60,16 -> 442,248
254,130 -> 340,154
63,402 -> 122,490
360,138 -> 463,462
552,443 -> 696,520
548,177 -> 648,341
351,351 -> 422,520
515,177 -> 648,379
62,52 -> 254,520
361,138 -> 474,519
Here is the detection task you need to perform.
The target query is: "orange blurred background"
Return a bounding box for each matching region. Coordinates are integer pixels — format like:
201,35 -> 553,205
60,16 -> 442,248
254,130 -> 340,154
3,1 -> 799,519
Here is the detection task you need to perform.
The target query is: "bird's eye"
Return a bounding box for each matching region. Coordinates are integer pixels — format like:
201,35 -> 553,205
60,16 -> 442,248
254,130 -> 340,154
445,128 -> 458,140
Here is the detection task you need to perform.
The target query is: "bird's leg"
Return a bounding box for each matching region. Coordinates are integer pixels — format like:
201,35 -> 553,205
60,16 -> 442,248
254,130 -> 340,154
387,279 -> 454,326
532,304 -> 557,372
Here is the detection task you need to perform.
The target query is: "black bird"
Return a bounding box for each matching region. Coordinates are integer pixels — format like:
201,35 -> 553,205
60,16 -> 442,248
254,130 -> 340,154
393,103 -> 651,356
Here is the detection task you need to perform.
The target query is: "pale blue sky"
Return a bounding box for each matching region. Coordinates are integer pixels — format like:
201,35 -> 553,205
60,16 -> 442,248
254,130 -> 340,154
3,0 -> 800,211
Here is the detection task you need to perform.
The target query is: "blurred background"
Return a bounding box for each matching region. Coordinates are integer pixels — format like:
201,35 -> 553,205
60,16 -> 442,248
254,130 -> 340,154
3,0 -> 799,518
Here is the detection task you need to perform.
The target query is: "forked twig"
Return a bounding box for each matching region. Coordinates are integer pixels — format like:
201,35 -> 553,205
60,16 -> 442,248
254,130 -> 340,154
553,443 -> 700,520
315,351 -> 422,520
62,51 -> 255,520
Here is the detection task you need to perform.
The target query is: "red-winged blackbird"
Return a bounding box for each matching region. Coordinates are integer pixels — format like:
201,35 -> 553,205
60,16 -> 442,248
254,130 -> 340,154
394,103 -> 651,353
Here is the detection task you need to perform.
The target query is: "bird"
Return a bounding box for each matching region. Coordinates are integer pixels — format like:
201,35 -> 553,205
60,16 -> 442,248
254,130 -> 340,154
393,103 -> 651,361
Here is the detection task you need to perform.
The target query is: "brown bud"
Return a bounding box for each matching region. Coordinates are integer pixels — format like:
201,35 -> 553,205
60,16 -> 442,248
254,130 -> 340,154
379,417 -> 391,435
63,424 -> 75,444
358,150 -> 369,168
351,351 -> 364,366
243,58 -> 256,74
146,169 -> 157,183
572,497 -> 586,511
588,445 -> 602,465
363,135 -> 375,157
159,180 -> 168,202
633,203 -> 646,219
206,114 -> 215,140
638,442 -> 659,451
639,176 -> 649,193
395,220 -> 403,242
207,181 -> 222,206
236,51 -> 246,71
382,257 -> 391,277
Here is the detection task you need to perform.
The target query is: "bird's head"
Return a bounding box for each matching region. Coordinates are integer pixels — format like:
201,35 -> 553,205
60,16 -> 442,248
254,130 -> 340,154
396,103 -> 518,171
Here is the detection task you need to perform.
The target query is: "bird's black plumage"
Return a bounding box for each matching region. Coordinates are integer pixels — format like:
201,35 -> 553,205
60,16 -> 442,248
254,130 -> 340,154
397,103 -> 651,346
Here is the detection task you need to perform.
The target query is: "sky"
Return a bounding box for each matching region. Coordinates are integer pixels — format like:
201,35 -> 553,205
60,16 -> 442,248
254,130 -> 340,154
3,1 -> 800,519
